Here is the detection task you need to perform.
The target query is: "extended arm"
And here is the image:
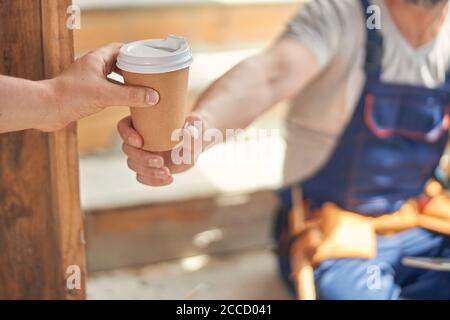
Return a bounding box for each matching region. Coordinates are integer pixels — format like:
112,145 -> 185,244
194,37 -> 320,134
0,76 -> 55,133
0,43 -> 159,134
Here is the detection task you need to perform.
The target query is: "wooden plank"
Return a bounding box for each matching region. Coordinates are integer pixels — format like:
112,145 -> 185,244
85,191 -> 278,272
74,3 -> 298,54
0,0 -> 86,299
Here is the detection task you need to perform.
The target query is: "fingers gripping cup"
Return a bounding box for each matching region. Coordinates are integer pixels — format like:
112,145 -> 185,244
117,35 -> 193,151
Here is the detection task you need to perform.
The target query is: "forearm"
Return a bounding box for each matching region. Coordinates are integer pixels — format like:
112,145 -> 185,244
0,75 -> 56,133
194,53 -> 277,133
193,38 -> 319,138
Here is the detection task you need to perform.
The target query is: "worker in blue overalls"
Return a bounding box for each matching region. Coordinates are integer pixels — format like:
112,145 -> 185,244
118,0 -> 450,299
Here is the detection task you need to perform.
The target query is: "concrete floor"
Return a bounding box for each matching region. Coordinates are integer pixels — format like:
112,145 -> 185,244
87,248 -> 291,300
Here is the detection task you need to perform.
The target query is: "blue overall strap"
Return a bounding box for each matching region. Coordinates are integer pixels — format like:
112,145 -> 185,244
446,63 -> 450,85
361,0 -> 383,77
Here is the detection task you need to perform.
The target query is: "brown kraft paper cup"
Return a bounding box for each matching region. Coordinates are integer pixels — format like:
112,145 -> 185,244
117,36 -> 193,152
122,67 -> 189,152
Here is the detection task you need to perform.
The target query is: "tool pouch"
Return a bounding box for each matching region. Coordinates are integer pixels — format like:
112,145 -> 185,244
291,203 -> 377,266
290,182 -> 450,266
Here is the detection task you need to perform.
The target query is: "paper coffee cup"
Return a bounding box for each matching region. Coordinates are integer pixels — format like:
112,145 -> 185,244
117,35 -> 193,152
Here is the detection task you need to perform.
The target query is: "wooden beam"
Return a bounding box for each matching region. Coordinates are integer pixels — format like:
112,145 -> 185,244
0,0 -> 86,299
73,3 -> 298,54
86,191 -> 277,272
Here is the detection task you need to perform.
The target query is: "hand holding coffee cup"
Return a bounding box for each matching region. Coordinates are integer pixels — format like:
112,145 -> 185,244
117,112 -> 207,186
117,35 -> 193,152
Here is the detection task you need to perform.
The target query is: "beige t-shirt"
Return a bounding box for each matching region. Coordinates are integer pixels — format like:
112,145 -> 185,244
282,0 -> 450,185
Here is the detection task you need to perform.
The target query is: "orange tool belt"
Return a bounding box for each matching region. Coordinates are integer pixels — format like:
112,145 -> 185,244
290,180 -> 450,266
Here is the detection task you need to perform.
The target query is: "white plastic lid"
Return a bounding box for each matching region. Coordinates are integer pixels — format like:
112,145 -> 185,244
117,35 -> 193,74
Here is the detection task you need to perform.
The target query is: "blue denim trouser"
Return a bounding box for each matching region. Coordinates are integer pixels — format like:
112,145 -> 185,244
274,208 -> 450,300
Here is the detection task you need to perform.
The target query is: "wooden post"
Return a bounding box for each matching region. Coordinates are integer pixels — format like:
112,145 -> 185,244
0,0 -> 86,299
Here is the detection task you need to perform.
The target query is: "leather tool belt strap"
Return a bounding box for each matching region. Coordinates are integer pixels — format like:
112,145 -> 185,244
290,181 -> 450,266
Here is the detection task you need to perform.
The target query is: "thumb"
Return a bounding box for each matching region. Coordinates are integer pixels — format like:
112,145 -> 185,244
102,82 -> 159,108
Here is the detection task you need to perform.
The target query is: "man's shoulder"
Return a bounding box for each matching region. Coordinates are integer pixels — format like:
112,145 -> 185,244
298,0 -> 365,28
302,0 -> 363,13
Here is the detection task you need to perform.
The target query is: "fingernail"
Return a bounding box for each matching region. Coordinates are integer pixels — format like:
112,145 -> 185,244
148,158 -> 163,168
128,136 -> 141,148
146,90 -> 159,105
155,169 -> 167,178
